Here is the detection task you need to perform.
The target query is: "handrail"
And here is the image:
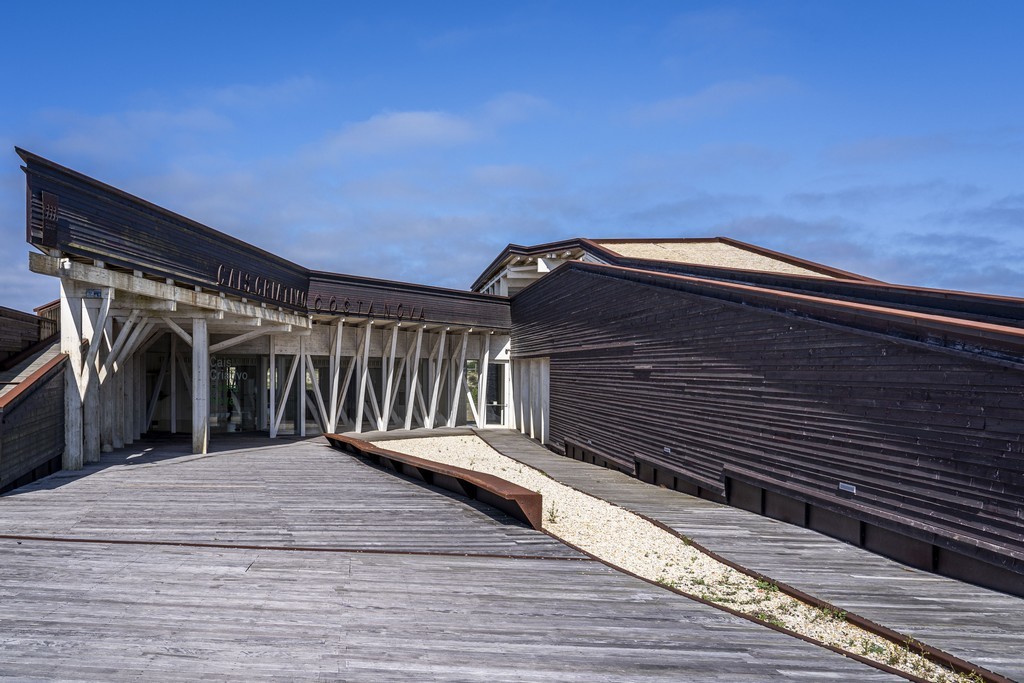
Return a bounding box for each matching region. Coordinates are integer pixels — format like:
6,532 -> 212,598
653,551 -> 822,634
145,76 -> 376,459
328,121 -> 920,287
324,433 -> 543,530
0,353 -> 67,411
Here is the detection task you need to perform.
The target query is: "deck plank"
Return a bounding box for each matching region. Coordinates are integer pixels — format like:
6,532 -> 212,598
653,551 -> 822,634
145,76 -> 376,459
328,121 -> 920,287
0,434 -> 899,681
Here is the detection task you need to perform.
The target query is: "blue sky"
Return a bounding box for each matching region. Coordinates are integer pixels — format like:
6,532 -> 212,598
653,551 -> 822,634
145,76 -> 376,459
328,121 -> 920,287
2,1 -> 1023,312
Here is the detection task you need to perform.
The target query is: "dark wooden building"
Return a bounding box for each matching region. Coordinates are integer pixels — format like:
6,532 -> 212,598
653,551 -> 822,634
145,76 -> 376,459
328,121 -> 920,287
504,257 -> 1024,596
12,148 -> 1024,596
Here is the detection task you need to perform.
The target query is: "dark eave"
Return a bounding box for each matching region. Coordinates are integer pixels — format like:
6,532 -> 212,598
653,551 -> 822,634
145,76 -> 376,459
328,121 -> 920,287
469,238 -> 588,291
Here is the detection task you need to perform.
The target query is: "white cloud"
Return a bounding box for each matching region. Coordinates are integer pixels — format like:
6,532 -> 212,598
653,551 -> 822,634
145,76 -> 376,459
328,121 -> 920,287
321,110 -> 481,157
630,76 -> 797,124
202,76 -> 319,109
45,107 -> 231,162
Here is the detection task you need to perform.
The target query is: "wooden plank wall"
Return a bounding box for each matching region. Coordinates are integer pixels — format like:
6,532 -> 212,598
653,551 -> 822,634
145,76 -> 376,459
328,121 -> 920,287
511,267 -> 1024,575
0,307 -> 45,365
21,151 -> 310,312
0,359 -> 65,494
308,273 -> 511,330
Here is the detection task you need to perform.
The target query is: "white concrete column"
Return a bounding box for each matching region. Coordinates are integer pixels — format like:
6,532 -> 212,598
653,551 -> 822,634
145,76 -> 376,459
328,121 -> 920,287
100,314 -> 114,452
477,333 -> 490,428
60,279 -> 84,470
169,333 -> 178,434
269,335 -> 277,438
299,337 -> 307,437
192,318 -> 209,454
134,353 -> 144,440
81,295 -> 107,464
123,347 -> 134,446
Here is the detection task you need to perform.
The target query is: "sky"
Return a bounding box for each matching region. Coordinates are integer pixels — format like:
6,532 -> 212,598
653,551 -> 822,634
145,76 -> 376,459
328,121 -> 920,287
2,1 -> 1023,312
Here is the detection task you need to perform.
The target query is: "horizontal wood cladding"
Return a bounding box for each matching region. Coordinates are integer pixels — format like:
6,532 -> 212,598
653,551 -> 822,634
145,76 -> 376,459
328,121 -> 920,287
601,256 -> 1024,329
0,358 -> 65,494
309,273 -> 510,330
20,150 -> 309,311
511,267 -> 1024,570
0,307 -> 46,361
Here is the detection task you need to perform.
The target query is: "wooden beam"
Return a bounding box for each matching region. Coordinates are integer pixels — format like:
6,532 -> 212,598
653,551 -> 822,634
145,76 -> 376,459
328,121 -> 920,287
146,353 -> 169,428
477,333 -> 490,428
209,324 -> 290,354
446,332 -> 470,428
354,321 -> 373,433
305,352 -> 329,434
379,325 -> 400,431
403,326 -> 425,430
161,316 -> 193,346
426,329 -> 448,429
328,320 -> 344,432
273,353 -> 300,435
31,253 -> 311,329
101,310 -> 141,375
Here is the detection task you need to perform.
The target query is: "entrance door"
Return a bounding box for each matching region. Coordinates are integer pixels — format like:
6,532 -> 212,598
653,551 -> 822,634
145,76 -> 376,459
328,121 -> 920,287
210,355 -> 260,432
485,362 -> 506,425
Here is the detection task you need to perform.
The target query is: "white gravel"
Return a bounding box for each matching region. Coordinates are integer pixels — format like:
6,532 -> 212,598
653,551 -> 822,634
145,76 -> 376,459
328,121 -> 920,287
377,434 -> 980,683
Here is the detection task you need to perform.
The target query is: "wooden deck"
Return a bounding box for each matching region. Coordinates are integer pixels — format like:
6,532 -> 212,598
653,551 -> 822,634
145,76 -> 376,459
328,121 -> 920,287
0,434 -> 899,681
474,429 -> 1024,683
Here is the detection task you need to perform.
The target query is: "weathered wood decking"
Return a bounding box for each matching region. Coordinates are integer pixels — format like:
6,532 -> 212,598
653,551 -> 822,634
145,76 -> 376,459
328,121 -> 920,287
0,434 -> 899,681
473,429 -> 1024,683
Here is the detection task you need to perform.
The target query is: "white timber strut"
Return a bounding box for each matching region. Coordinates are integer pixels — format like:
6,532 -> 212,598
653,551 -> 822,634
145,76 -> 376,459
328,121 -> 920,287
192,318 -> 209,454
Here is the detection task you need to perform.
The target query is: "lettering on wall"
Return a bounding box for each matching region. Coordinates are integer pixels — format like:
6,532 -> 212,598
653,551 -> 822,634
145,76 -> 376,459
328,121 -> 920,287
216,265 -> 307,308
311,295 -> 427,322
216,264 -> 427,321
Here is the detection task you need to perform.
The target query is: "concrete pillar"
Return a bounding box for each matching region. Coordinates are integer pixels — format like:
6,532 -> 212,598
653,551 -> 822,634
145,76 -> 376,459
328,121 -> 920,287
477,334 -> 490,428
100,315 -> 114,452
123,350 -> 134,446
192,318 -> 209,454
269,335 -> 277,438
134,352 -> 144,440
82,298 -> 102,463
170,333 -> 177,434
299,337 -> 307,437
60,279 -> 84,470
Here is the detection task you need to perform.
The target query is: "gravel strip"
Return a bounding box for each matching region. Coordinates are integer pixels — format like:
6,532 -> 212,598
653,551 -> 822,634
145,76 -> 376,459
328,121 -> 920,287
378,434 -> 988,683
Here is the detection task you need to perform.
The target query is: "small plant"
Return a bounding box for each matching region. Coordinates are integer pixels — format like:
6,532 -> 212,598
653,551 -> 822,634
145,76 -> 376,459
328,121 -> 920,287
692,576 -> 706,586
753,609 -> 786,628
818,605 -> 847,622
756,579 -> 779,593
546,506 -> 559,525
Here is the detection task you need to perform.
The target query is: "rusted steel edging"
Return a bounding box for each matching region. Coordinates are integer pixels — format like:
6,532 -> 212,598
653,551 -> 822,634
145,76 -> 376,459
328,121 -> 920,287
324,433 -> 544,531
485,440 -> 1011,683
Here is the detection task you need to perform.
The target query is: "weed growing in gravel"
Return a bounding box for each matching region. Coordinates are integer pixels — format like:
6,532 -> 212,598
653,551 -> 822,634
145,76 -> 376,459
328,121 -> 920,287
753,609 -> 786,628
756,578 -> 779,593
818,605 -> 847,622
546,506 -> 559,525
